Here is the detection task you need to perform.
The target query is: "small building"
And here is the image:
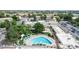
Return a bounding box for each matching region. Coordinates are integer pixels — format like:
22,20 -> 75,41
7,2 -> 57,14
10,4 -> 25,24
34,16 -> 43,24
29,17 -> 34,21
17,17 -> 29,25
46,15 -> 52,20
36,16 -> 41,21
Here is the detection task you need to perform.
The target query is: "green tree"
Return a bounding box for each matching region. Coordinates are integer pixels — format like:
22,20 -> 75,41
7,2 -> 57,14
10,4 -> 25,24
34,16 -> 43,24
32,14 -> 36,21
75,18 -> 79,22
12,20 -> 17,25
57,13 -> 64,19
5,17 -> 32,45
74,18 -> 79,27
63,13 -> 73,22
4,20 -> 10,30
40,15 -> 43,20
0,22 -> 5,28
6,14 -> 10,17
5,20 -> 19,44
12,15 -> 19,21
55,16 -> 61,22
0,12 -> 5,18
33,22 -> 45,33
57,13 -> 73,22
28,13 -> 31,18
19,40 -> 24,45
0,20 -> 10,29
44,15 -> 47,20
6,25 -> 19,44
18,24 -> 32,35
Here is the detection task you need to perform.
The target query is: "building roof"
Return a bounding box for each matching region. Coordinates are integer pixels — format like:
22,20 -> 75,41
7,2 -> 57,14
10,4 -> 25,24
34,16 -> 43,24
52,25 -> 78,46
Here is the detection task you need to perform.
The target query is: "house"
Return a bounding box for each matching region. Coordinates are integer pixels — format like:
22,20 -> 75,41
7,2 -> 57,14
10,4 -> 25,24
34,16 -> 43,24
36,16 -> 40,21
46,15 -> 52,20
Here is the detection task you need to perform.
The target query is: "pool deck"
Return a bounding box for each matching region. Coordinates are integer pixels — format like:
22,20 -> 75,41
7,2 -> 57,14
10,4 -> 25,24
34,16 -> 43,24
25,34 -> 56,47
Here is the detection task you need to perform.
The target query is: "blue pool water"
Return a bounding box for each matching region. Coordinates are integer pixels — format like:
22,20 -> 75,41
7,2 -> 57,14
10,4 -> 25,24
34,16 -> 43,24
32,37 -> 52,45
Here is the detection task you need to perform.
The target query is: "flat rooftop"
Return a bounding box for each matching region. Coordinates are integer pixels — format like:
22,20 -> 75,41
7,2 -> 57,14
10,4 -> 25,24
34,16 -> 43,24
52,25 -> 78,46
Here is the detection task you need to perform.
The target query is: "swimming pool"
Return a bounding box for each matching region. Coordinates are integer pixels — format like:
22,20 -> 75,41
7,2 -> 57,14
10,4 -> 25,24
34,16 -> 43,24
32,37 -> 52,45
